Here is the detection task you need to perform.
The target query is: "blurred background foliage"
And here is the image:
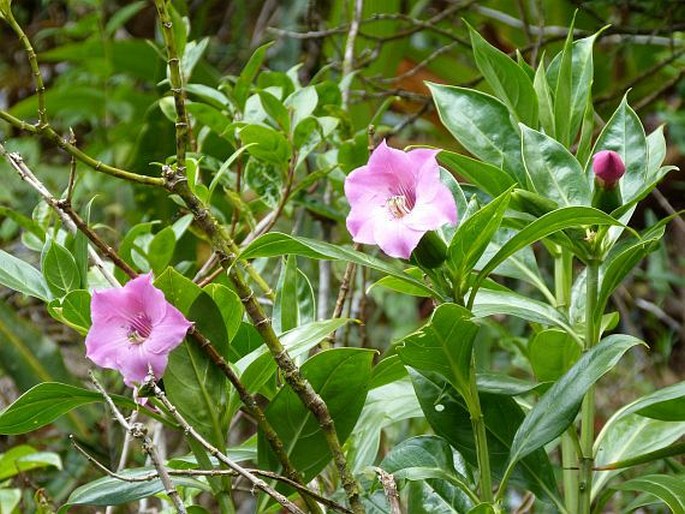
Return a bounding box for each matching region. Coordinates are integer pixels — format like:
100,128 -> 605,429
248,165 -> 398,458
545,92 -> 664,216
0,0 -> 683,511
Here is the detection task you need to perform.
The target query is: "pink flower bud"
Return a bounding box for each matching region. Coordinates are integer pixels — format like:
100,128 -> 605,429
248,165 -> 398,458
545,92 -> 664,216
592,150 -> 625,187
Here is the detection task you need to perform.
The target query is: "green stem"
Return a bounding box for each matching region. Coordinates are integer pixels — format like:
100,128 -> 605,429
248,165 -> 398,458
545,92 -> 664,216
468,362 -> 493,503
578,259 -> 600,514
3,9 -> 47,126
554,250 -> 578,512
153,0 -> 190,175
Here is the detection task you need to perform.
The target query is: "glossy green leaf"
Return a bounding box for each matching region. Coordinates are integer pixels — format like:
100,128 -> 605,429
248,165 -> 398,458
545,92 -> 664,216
58,467 -> 208,513
273,255 -> 299,333
240,124 -> 291,167
588,95 -> 647,205
520,124 -> 590,206
203,283 -> 243,343
533,59 -> 555,137
428,83 -> 525,184
471,289 -> 575,335
597,227 -> 664,315
0,445 -> 61,480
154,267 -> 202,313
147,226 -> 176,275
165,291 -> 228,446
0,382 -> 136,435
258,348 -> 374,480
186,102 -> 231,137
476,373 -> 542,396
448,189 -> 511,286
350,377 -> 422,472
55,289 -> 92,335
471,206 -> 626,302
409,370 -> 560,505
238,318 -> 349,394
508,334 -> 644,466
234,41 -> 273,110
528,329 -> 581,382
439,151 -> 516,197
615,474 -> 685,514
241,232 -> 437,298
258,90 -> 290,132
548,16 -> 574,147
42,238 -> 79,297
369,267 -> 431,297
397,304 -> 478,406
0,489 -> 20,514
0,248 -> 50,301
547,32 -> 600,145
285,85 -> 318,130
634,382 -> 685,421
468,25 -> 537,126
476,229 -> 554,303
380,435 -> 476,510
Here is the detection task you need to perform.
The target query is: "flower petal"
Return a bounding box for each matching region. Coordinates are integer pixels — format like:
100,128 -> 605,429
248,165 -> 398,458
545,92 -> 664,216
85,323 -> 129,370
346,200 -> 386,244
144,308 -> 192,355
116,345 -> 169,387
406,148 -> 439,180
344,165 -> 395,205
374,219 -> 424,259
406,187 -> 458,231
125,273 -> 167,324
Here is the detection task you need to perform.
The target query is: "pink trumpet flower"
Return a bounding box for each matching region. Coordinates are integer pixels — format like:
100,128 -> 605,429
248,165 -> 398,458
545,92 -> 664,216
85,273 -> 192,387
344,140 -> 457,259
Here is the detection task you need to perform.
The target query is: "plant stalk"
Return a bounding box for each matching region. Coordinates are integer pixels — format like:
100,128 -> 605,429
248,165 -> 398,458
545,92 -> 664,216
468,361 -> 493,503
578,259 -> 600,514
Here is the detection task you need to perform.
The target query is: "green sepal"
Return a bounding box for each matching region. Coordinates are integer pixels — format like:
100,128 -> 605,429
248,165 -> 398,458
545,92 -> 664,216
591,178 -> 623,213
411,230 -> 448,269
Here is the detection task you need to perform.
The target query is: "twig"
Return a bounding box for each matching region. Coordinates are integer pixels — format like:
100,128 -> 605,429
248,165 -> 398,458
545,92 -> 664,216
0,144 -> 119,286
373,42 -> 460,84
372,467 -> 401,514
70,438 -> 351,514
341,0 -> 364,107
148,378 -> 306,514
153,0 -> 191,175
2,8 -> 48,126
651,188 -> 685,235
90,372 -> 188,514
0,110 -> 165,186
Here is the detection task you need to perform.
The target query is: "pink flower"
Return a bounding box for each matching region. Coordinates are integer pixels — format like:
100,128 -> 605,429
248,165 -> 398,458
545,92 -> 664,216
85,273 -> 192,387
592,150 -> 625,188
344,140 -> 457,259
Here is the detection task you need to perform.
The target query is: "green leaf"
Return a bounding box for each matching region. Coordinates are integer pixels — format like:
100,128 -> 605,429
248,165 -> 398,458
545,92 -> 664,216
240,232 -> 437,298
439,151 -> 516,198
409,370 -> 560,505
258,90 -> 290,132
396,304 -> 478,407
258,348 -> 374,481
470,206 -> 627,302
547,32 -> 600,145
428,83 -> 525,184
165,291 -> 229,446
273,256 -> 299,333
476,373 -> 542,396
0,489 -> 20,514
147,226 -> 176,275
350,377 -> 422,472
448,189 -> 512,286
234,41 -> 273,110
203,283 -> 243,343
0,382 -> 136,435
285,85 -> 318,131
58,467 -> 208,513
520,124 -> 590,206
597,227 -> 664,315
240,124 -> 291,167
238,318 -> 349,395
369,267 -> 431,298
533,59 -> 555,137
528,329 -> 581,382
588,95 -> 648,205
56,289 -> 92,335
549,15 -> 574,147
634,382 -> 685,421
380,435 -> 476,510
614,474 -> 685,514
471,289 -> 576,335
0,445 -> 61,480
186,102 -> 231,137
154,267 -> 202,313
468,25 -> 537,126
0,248 -> 50,301
508,334 -> 644,466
